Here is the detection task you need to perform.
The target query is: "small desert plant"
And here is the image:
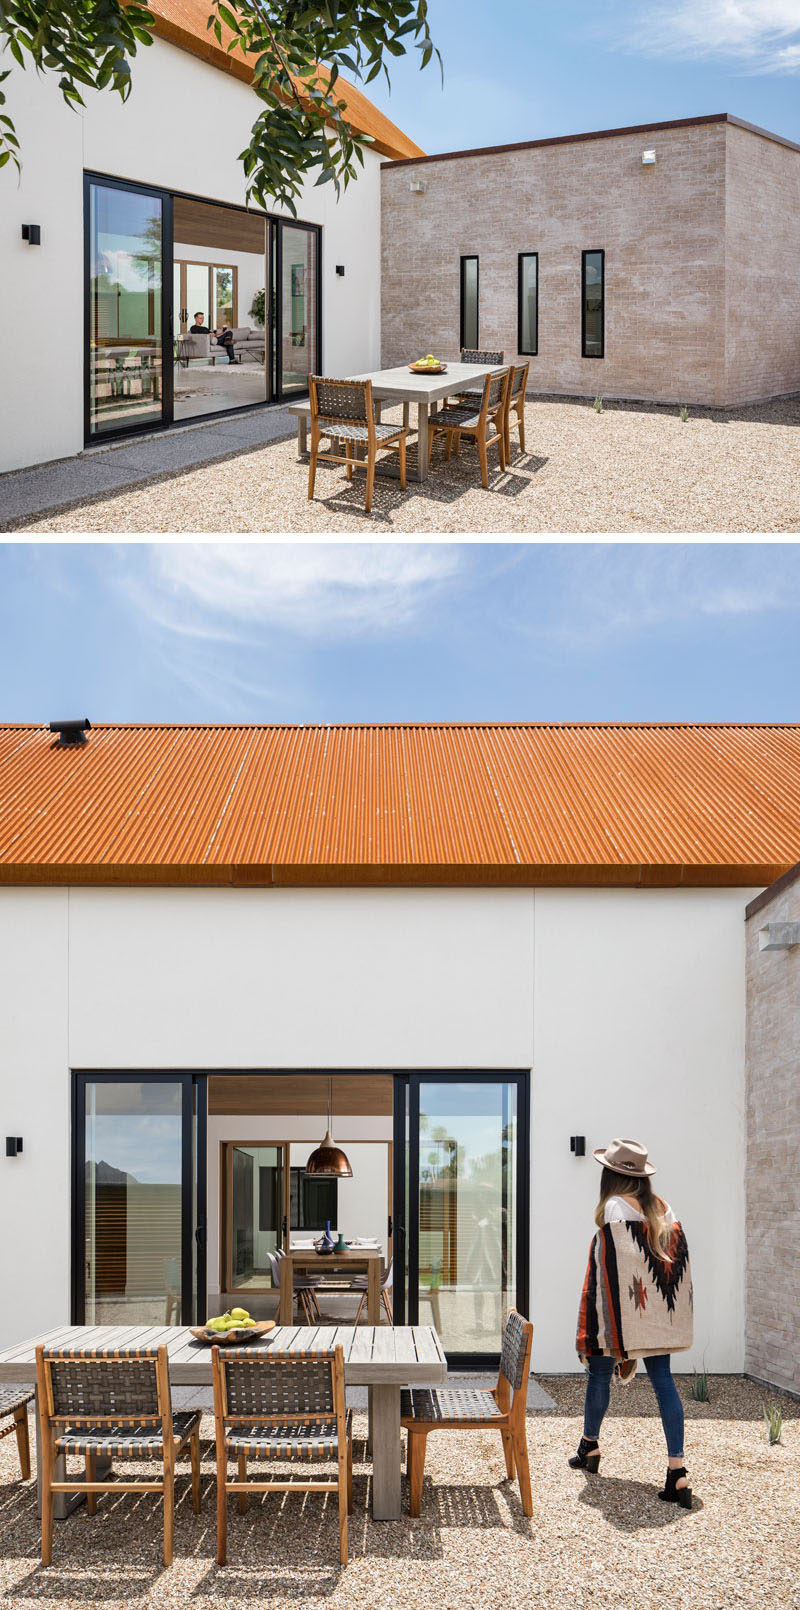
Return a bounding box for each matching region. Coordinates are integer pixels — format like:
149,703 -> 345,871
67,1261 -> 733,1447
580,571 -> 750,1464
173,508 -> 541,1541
763,1402 -> 783,1445
679,405 -> 689,422
593,395 -> 604,413
690,1367 -> 710,1402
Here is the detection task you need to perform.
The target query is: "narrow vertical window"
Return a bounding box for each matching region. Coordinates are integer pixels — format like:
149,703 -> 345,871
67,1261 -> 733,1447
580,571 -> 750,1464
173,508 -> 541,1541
460,256 -> 479,350
582,249 -> 604,358
517,253 -> 538,356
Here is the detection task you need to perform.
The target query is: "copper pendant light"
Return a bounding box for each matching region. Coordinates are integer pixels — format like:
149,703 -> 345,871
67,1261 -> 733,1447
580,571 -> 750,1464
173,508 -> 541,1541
305,1076 -> 353,1178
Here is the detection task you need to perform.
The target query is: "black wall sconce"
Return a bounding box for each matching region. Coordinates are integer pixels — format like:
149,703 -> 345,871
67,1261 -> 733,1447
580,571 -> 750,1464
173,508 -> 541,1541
570,1135 -> 586,1157
21,225 -> 41,245
5,1137 -> 23,1157
335,264 -> 345,277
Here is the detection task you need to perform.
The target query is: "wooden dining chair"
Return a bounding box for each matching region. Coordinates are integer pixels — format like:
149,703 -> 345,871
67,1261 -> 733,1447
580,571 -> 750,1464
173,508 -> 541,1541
427,368 -> 511,488
212,1343 -> 353,1566
454,348 -> 505,405
307,376 -> 409,514
35,1344 -> 201,1567
504,361 -> 530,459
401,1309 -> 533,1517
0,1388 -> 33,1480
351,1258 -> 393,1325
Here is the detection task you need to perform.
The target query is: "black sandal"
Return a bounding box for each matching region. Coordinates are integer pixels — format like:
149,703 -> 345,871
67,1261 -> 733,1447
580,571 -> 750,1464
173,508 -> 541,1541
568,1436 -> 601,1472
658,1466 -> 692,1509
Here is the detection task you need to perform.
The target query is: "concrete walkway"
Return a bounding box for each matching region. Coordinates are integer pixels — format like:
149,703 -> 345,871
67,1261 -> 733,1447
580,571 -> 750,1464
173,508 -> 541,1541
0,404 -> 295,530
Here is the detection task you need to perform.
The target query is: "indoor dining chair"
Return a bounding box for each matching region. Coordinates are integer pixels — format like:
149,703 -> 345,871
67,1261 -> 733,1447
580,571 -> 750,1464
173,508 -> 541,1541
35,1344 -> 201,1567
212,1343 -> 353,1566
269,1251 -> 322,1324
401,1309 -> 533,1517
350,1257 -> 393,1325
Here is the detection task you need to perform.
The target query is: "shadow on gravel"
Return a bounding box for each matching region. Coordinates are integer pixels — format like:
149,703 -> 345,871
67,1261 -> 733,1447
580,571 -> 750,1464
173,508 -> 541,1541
577,1474 -> 704,1530
5,1567 -> 164,1600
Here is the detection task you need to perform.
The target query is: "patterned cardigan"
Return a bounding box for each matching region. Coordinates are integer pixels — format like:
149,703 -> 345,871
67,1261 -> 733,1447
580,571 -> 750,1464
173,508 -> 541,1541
576,1219 -> 693,1359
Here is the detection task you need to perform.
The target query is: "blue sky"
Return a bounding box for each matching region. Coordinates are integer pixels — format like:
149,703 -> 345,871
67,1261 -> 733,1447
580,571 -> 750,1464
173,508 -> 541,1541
2,542 -> 799,724
365,0 -> 800,152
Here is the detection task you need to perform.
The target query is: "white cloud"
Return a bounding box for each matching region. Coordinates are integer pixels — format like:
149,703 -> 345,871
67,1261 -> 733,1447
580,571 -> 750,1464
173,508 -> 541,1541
516,544 -> 800,651
141,543 -> 463,639
627,0 -> 800,71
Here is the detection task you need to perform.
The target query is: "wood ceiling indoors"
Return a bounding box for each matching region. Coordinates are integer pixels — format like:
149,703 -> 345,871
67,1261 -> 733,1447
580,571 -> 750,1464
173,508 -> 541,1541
208,1073 -> 394,1117
172,196 -> 266,254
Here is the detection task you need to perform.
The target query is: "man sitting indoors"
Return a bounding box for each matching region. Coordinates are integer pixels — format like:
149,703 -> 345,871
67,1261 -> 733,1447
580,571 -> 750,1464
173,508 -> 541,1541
214,325 -> 237,364
191,312 -> 210,334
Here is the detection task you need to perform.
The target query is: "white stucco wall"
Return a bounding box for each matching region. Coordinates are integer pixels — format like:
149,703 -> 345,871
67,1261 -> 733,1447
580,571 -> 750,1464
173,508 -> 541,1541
0,37 -> 382,473
0,884 -> 752,1370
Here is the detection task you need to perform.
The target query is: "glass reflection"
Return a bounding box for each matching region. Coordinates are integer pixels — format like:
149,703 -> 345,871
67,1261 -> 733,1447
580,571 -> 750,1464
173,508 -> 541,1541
88,182 -> 163,436
416,1081 -> 517,1355
84,1080 -> 182,1324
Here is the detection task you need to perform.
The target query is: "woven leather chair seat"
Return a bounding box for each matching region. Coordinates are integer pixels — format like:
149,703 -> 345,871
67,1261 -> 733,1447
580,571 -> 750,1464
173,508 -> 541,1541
55,1409 -> 200,1458
0,1389 -> 33,1418
226,1409 -> 352,1458
430,406 -> 482,430
401,1387 -> 501,1423
318,420 -> 403,443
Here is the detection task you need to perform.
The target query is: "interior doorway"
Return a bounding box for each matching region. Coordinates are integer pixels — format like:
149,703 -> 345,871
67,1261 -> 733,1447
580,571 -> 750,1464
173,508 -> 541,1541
220,1136 -> 393,1294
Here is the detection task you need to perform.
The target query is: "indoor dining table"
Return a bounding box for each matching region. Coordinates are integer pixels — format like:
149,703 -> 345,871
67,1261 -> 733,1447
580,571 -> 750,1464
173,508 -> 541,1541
289,359 -> 506,483
0,1321 -> 447,1523
281,1245 -> 382,1326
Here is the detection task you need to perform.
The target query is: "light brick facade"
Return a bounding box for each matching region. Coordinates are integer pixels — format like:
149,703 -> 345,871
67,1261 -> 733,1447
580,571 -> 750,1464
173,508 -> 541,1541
745,867 -> 800,1396
380,114 -> 800,408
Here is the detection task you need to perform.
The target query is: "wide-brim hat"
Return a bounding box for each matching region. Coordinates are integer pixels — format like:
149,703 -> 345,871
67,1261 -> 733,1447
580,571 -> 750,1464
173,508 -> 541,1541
593,1138 -> 656,1177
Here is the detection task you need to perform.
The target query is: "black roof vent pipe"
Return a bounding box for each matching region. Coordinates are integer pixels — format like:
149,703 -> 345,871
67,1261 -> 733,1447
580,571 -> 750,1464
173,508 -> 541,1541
49,718 -> 92,747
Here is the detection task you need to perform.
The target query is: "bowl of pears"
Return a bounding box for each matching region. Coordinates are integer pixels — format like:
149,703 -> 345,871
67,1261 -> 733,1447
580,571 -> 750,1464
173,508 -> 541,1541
190,1307 -> 276,1346
409,353 -> 447,374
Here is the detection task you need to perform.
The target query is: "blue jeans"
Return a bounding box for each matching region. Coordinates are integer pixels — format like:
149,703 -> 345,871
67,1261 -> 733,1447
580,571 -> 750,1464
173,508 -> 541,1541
583,1354 -> 684,1458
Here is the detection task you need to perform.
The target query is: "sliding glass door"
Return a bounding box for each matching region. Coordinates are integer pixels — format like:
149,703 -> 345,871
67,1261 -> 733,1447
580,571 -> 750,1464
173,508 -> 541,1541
72,1073 -> 206,1325
86,176 -> 169,438
394,1073 -> 529,1367
270,219 -> 320,400
86,176 -> 321,443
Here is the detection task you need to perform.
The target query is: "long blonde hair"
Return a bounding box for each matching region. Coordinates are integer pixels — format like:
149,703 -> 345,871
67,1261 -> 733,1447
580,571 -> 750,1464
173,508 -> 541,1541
595,1168 -> 672,1261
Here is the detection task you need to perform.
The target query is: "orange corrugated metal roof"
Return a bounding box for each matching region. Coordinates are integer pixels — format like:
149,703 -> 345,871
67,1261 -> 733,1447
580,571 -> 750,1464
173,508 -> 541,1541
147,0 -> 425,162
1,723 -> 800,888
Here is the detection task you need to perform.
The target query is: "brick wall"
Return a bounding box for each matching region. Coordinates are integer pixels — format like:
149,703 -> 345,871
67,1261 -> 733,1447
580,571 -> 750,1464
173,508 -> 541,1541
745,872 -> 800,1396
381,119 -> 800,407
725,124 -> 800,405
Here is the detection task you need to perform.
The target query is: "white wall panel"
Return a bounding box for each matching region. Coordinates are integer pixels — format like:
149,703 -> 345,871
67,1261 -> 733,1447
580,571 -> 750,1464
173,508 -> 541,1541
67,887 -> 535,1069
0,35 -> 382,472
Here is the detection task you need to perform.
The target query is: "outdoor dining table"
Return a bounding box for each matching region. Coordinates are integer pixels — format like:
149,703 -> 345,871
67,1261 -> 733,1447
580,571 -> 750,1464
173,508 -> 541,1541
0,1321 -> 447,1523
288,360 -> 505,483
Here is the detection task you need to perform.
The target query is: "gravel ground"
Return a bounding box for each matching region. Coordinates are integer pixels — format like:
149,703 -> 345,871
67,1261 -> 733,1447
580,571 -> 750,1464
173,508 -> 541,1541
0,1375 -> 797,1609
17,395 -> 800,534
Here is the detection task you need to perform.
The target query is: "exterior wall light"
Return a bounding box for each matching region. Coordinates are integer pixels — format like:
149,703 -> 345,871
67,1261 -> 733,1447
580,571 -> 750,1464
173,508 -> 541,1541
21,225 -> 42,244
5,1138 -> 23,1157
641,150 -> 656,165
409,179 -> 428,194
759,922 -> 800,951
335,264 -> 345,277
570,1135 -> 586,1157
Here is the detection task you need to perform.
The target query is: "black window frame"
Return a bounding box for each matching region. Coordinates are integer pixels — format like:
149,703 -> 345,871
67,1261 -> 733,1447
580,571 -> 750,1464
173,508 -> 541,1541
459,255 -> 479,351
517,251 -> 539,357
581,248 -> 605,359
83,170 -> 322,449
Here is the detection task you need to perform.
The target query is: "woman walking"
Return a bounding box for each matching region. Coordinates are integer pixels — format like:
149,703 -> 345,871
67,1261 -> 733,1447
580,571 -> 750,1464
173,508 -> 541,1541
570,1138 -> 694,1509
